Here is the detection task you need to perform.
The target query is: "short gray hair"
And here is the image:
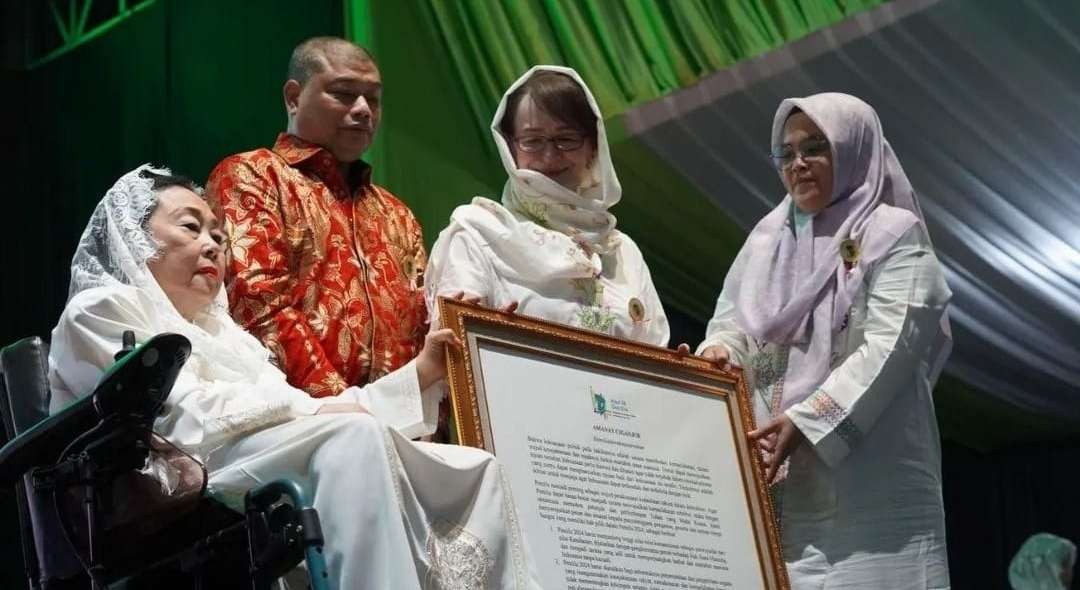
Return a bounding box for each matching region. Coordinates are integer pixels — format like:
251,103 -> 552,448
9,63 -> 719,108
287,37 -> 375,85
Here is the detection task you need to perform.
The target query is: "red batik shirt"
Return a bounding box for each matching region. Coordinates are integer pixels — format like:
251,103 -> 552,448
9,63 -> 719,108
206,133 -> 428,397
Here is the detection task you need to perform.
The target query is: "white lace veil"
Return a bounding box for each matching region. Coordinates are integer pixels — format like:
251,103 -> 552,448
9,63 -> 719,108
67,164 -> 267,382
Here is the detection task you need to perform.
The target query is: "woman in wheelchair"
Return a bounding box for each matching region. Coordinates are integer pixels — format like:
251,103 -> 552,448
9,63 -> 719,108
48,165 -> 542,589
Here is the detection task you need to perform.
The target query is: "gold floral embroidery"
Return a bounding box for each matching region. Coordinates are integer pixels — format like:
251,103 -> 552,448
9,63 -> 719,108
225,218 -> 260,268
337,328 -> 352,365
208,134 -> 427,397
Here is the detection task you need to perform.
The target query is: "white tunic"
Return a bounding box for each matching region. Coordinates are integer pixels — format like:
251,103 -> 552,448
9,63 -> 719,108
699,226 -> 951,589
49,285 -> 542,589
426,199 -> 670,347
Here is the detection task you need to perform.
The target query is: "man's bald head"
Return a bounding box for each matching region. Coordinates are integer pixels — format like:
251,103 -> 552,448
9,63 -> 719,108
283,36 -> 382,165
287,37 -> 375,85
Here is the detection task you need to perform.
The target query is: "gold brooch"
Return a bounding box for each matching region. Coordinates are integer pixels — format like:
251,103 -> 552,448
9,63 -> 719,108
840,239 -> 860,268
628,297 -> 645,322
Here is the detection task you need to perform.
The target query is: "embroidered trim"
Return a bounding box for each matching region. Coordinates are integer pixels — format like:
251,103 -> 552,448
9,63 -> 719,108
748,344 -> 789,419
382,429 -> 406,511
205,401 -> 291,438
499,466 -> 529,589
424,520 -> 492,590
571,278 -> 617,333
571,277 -> 603,305
807,390 -> 863,448
518,199 -> 550,227
769,480 -> 785,536
575,305 -> 616,333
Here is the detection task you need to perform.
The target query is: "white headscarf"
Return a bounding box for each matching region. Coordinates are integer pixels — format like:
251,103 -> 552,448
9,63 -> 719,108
445,65 -> 623,283
726,93 -> 952,407
493,65 -> 621,252
66,164 -> 267,383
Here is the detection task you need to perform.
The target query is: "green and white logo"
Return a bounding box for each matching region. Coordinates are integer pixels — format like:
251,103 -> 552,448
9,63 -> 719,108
590,386 -> 636,420
591,388 -> 608,417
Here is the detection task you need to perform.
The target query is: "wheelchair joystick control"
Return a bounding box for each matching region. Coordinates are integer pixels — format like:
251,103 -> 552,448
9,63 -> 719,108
114,330 -> 137,362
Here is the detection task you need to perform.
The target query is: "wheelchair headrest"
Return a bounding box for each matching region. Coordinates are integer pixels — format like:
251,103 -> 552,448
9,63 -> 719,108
0,336 -> 51,441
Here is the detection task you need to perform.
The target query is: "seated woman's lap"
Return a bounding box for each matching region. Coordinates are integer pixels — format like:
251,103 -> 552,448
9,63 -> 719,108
205,413 -> 394,510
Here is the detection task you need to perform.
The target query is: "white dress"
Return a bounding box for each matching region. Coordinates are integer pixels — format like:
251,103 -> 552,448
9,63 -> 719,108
49,284 -> 542,590
699,226 -> 951,589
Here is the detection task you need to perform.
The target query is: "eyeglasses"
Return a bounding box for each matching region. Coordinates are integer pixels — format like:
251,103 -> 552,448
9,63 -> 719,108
513,134 -> 586,153
770,136 -> 830,170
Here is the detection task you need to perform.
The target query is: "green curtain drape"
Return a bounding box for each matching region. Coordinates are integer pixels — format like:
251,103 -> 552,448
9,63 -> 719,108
421,0 -> 886,147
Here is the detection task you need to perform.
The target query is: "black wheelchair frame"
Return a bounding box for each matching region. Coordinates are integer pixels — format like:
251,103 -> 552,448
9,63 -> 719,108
0,333 -> 331,590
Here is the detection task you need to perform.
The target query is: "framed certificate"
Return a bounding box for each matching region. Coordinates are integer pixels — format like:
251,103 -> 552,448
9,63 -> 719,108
439,298 -> 788,590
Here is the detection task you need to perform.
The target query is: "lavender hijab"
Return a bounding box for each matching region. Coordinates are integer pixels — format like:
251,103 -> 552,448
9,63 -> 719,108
728,93 -> 951,410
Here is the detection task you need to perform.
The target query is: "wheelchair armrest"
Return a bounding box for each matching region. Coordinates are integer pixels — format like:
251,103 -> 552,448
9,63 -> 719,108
0,333 -> 191,487
246,479 -> 329,590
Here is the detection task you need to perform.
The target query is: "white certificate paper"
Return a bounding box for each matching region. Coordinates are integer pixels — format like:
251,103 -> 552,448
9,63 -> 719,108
478,343 -> 766,590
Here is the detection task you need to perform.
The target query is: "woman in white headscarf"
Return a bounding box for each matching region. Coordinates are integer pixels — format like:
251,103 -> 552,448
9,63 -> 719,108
425,65 -> 669,346
48,165 -> 542,589
697,94 -> 953,589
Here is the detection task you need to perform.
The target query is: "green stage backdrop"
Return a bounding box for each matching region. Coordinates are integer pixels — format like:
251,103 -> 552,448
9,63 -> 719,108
350,0 -> 884,320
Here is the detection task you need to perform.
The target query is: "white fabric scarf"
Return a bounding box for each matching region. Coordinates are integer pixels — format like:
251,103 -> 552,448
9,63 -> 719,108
448,65 -> 623,283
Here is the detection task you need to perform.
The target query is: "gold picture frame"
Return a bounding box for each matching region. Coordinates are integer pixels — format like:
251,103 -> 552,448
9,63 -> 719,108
439,297 -> 788,590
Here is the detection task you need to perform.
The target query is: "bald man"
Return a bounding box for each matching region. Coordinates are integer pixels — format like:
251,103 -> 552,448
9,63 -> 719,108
207,37 -> 431,404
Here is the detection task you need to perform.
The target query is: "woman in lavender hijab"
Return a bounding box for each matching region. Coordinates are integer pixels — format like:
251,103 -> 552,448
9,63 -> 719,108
697,93 -> 953,589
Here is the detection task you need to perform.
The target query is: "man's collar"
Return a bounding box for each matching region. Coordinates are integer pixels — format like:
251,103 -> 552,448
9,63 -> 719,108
272,132 -> 323,166
272,133 -> 373,187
